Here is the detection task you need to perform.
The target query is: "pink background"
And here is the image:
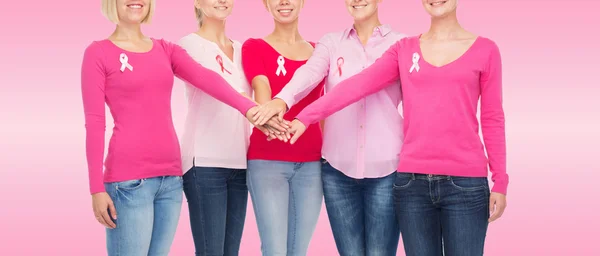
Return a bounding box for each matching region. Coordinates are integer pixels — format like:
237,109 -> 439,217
1,0 -> 598,255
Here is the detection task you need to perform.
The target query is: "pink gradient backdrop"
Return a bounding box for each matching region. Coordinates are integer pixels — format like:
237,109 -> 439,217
1,0 -> 598,255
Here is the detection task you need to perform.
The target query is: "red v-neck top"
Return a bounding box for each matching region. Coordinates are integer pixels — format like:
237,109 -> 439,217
242,38 -> 324,162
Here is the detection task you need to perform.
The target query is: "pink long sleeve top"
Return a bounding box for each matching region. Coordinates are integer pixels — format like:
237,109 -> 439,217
276,25 -> 406,179
295,36 -> 509,194
81,38 -> 256,194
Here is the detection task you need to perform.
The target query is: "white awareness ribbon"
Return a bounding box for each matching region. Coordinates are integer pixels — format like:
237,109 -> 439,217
275,56 -> 286,76
409,52 -> 420,73
119,53 -> 133,72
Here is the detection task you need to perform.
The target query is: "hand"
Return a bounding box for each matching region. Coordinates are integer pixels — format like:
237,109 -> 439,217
246,106 -> 271,136
265,117 -> 291,134
288,119 -> 307,145
253,98 -> 288,126
488,192 -> 506,223
92,192 -> 117,229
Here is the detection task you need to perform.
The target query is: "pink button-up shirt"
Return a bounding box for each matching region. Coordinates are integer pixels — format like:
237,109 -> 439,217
276,25 -> 406,179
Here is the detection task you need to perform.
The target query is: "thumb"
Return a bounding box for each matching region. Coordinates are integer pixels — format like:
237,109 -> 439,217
290,131 -> 301,145
277,110 -> 285,122
489,196 -> 495,216
109,200 -> 117,220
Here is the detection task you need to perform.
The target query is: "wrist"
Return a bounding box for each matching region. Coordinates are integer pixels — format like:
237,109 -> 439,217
274,98 -> 288,111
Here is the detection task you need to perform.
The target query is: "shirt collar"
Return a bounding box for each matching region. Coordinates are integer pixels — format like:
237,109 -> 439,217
343,24 -> 392,38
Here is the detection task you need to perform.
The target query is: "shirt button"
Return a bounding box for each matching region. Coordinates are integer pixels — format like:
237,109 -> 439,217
360,125 -> 363,129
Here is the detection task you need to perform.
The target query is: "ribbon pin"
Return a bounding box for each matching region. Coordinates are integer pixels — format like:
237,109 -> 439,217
337,57 -> 344,77
119,53 -> 133,72
216,55 -> 232,74
409,52 -> 420,73
276,56 -> 287,76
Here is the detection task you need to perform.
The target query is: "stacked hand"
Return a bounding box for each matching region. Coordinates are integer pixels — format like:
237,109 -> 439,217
245,98 -> 307,144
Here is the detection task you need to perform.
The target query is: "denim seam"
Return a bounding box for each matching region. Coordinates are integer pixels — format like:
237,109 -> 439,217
193,170 -> 209,255
290,180 -> 297,255
115,187 -> 121,256
246,169 -> 267,254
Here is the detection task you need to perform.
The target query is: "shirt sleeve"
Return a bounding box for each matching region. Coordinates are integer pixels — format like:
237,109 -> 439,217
80,42 -> 107,194
295,40 -> 402,126
275,34 -> 332,108
241,39 -> 267,84
480,41 -> 508,195
166,40 -> 257,115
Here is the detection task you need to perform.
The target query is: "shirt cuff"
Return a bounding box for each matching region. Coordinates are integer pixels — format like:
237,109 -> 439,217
491,179 -> 508,195
274,92 -> 295,110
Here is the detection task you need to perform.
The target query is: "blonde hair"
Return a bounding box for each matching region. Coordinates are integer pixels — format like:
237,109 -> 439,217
194,5 -> 204,26
102,0 -> 156,24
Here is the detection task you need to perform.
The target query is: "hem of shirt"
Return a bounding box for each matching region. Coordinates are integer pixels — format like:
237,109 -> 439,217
183,161 -> 248,173
247,153 -> 322,163
395,167 -> 488,178
103,169 -> 183,185
323,160 -> 397,179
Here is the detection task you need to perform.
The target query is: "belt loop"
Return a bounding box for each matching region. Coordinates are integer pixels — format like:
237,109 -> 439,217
411,173 -> 416,180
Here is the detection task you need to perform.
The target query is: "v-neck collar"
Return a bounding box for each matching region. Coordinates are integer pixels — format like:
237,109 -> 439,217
192,33 -> 236,64
415,34 -> 480,69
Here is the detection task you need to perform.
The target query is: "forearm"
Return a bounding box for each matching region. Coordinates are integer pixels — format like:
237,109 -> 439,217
173,53 -> 256,115
480,42 -> 508,194
253,83 -> 272,104
482,110 -> 507,194
295,44 -> 401,126
276,63 -> 328,109
85,127 -> 106,194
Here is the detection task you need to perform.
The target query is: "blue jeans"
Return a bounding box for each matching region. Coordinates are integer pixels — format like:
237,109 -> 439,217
321,160 -> 400,256
247,160 -> 323,256
393,173 -> 490,256
104,176 -> 183,256
183,167 -> 248,256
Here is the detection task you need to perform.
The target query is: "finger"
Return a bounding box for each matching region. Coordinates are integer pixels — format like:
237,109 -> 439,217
489,203 -> 506,223
489,197 -> 495,218
253,106 -> 269,123
95,215 -> 109,228
257,110 -> 275,126
277,110 -> 285,123
267,119 -> 287,133
253,108 -> 265,122
266,126 -> 279,136
488,198 -> 499,223
108,201 -> 117,220
277,132 -> 288,142
289,126 -> 304,144
252,105 -> 263,119
101,210 -> 116,229
95,212 -> 110,228
255,125 -> 270,136
275,133 -> 286,142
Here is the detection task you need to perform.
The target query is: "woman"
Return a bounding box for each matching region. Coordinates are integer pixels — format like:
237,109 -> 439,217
176,0 -> 253,255
251,0 -> 403,255
241,0 -> 325,255
286,0 -> 509,255
81,1 -> 260,255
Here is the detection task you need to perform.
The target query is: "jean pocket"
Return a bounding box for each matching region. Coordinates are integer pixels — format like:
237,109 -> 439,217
393,173 -> 413,189
115,178 -> 146,191
449,177 -> 488,191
